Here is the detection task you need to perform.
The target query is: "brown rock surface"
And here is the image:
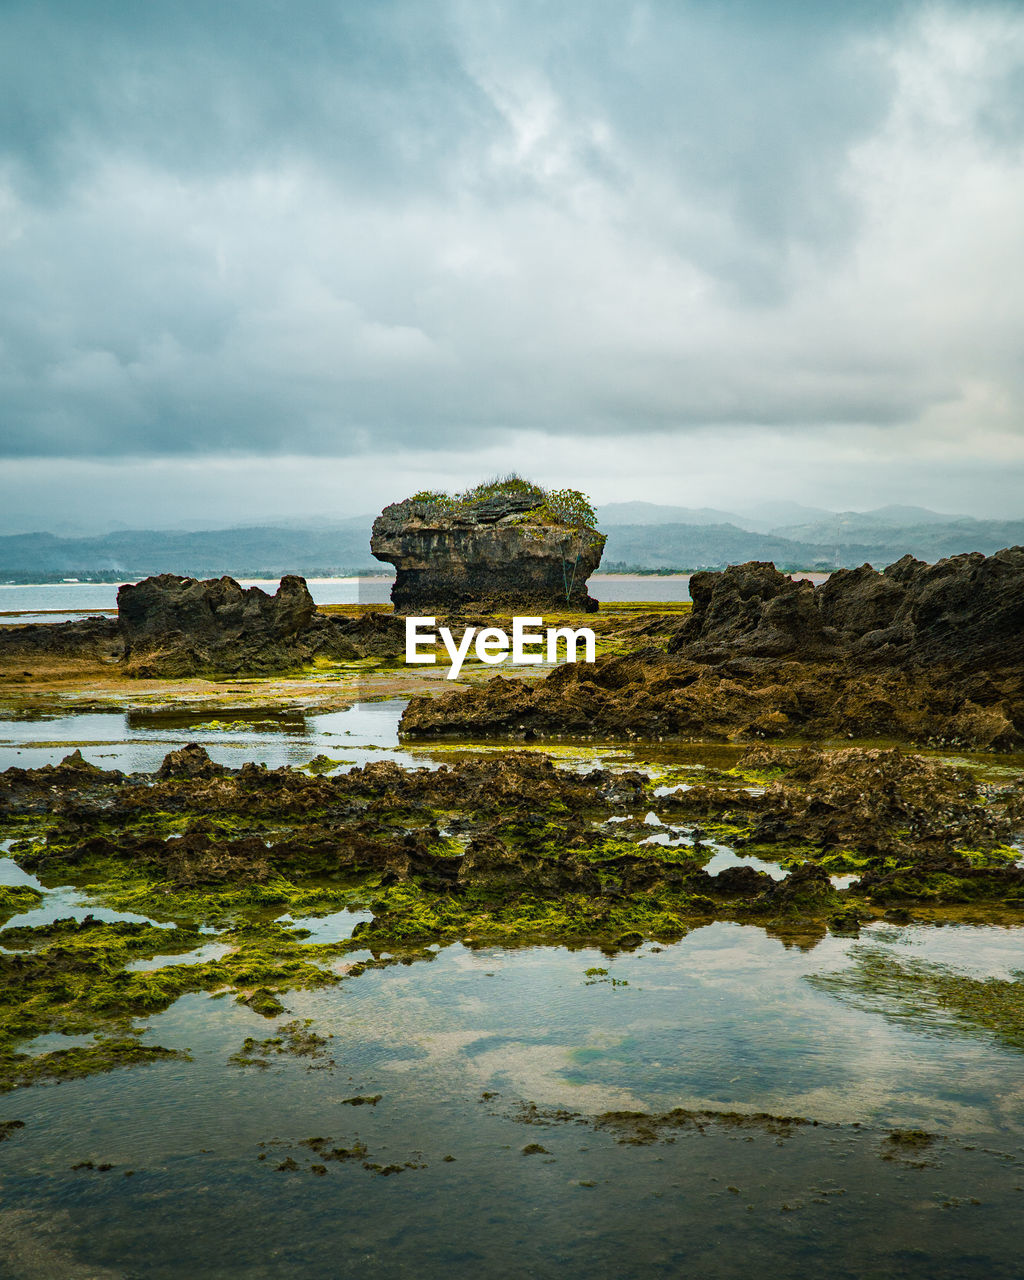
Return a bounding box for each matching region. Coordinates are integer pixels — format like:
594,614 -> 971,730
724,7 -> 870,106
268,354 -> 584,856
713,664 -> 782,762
400,549 -> 1024,748
371,496 -> 605,612
115,574 -> 400,676
400,650 -> 1023,748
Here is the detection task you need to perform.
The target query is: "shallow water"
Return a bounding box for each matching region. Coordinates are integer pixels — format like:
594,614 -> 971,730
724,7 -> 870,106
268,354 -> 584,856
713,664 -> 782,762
0,701 -> 443,774
0,856 -> 173,935
1,574 -> 832,623
9,700 -> 1021,785
2,925 -> 1024,1277
0,699 -> 720,777
0,612 -> 118,625
2,705 -> 1024,1276
0,573 -> 692,628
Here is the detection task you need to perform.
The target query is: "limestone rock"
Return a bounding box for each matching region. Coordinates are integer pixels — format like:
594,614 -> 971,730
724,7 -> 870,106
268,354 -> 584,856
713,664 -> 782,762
399,547 -> 1024,748
116,574 -> 359,676
370,498 -> 605,612
0,616 -> 121,660
671,548 -> 1024,669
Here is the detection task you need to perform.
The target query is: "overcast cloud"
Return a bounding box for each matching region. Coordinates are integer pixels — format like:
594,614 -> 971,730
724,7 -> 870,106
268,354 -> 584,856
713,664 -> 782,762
2,0 -> 1024,526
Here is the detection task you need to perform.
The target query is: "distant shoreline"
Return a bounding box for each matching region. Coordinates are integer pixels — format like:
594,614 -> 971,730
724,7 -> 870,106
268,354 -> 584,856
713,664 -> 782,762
1,567 -> 839,589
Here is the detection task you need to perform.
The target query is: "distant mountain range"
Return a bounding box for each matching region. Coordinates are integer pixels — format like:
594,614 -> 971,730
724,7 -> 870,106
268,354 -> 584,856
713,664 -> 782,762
597,500 -> 976,535
0,524 -> 386,583
1,506 -> 1022,582
596,503 -> 1024,571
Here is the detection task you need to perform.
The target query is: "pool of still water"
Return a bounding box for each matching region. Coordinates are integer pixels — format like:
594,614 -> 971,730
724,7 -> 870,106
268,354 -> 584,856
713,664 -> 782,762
0,700 -> 435,774
1,924 -> 1023,1278
1,704 -> 1024,1277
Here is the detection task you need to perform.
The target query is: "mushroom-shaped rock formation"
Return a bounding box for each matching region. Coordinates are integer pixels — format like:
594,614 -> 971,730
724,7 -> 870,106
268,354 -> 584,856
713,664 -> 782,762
370,483 -> 606,612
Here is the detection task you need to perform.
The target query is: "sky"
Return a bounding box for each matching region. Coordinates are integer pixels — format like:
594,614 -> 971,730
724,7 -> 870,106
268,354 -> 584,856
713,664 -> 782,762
2,0 -> 1024,533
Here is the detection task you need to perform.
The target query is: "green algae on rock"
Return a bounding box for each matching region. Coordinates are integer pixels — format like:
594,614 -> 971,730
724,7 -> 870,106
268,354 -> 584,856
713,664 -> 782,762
810,945 -> 1024,1051
0,884 -> 42,924
229,1019 -> 335,1069
1,739 -> 1022,1090
1,1036 -> 187,1093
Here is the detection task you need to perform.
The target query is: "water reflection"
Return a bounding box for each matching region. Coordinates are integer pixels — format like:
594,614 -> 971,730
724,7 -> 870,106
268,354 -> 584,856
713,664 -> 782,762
0,701 -> 453,773
125,707 -> 309,734
1,921 -> 1023,1278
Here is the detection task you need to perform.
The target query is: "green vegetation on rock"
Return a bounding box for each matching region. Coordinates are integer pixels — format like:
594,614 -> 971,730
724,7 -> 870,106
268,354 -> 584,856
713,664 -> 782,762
406,474 -> 600,531
811,945 -> 1024,1050
1,740 -> 1022,1091
0,883 -> 43,924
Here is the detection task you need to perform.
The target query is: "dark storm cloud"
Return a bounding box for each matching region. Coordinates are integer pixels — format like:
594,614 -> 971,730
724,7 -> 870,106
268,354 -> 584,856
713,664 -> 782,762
0,0 -> 1022,460
0,1 -> 496,197
0,1 -> 889,198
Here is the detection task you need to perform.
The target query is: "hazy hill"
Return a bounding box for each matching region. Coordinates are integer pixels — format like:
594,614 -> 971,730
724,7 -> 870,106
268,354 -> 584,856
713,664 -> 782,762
601,518 -> 1024,572
771,509 -> 974,542
600,523 -> 830,572
769,515 -> 1024,560
598,502 -> 747,526
1,508 -> 1022,582
0,526 -> 387,582
740,500 -> 834,530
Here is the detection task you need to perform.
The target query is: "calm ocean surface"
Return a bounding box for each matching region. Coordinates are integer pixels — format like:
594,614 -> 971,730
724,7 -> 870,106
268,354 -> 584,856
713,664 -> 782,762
0,575 -> 705,622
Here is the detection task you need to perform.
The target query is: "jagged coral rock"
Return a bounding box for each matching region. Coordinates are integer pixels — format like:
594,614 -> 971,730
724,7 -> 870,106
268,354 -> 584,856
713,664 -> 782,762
671,548 -> 1024,668
114,573 -> 403,676
400,550 -> 1024,747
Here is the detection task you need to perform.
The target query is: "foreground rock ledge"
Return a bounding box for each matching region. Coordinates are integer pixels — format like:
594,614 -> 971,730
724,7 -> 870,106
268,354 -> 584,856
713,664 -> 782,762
371,495 -> 605,612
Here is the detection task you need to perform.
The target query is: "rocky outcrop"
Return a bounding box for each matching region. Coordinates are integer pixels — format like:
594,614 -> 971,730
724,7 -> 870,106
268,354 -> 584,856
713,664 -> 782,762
156,742 -> 230,780
371,496 -> 605,612
1,575 -> 408,678
671,548 -> 1024,668
669,562 -> 830,662
119,573 -> 315,643
400,549 -> 1024,748
0,616 -> 121,661
117,574 -> 377,676
399,647 -> 1024,749
119,574 -> 322,676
